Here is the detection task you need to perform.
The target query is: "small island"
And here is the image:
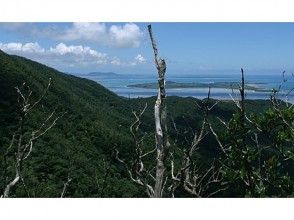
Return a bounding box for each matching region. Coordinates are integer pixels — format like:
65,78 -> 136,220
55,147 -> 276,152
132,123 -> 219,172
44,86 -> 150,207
85,71 -> 120,78
127,81 -> 270,92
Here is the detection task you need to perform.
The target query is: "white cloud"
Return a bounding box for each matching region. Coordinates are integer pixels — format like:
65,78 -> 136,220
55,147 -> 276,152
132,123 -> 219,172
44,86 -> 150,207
58,22 -> 144,48
50,43 -> 106,58
0,23 -> 145,48
0,42 -> 108,67
108,23 -> 143,48
110,57 -> 122,66
130,54 -> 147,66
22,42 -> 45,53
49,43 -> 108,65
134,54 -> 146,63
0,42 -> 45,53
56,23 -> 107,42
0,42 -> 147,69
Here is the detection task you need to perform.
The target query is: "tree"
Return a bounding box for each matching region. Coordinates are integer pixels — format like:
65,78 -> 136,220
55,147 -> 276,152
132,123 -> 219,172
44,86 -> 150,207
168,89 -> 227,197
115,25 -> 225,198
210,69 -> 294,197
1,79 -> 64,198
115,25 -> 294,198
115,25 -> 169,198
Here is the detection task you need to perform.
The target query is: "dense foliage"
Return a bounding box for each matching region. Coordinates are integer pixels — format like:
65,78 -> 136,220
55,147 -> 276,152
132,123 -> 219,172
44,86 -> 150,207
216,98 -> 294,197
0,50 -> 293,197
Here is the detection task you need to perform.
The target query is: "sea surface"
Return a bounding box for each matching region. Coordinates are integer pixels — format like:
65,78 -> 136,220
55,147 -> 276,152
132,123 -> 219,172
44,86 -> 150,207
79,73 -> 294,103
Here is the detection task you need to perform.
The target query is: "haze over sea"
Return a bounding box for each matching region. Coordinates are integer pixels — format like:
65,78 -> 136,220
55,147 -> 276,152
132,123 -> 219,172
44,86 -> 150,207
79,72 -> 294,103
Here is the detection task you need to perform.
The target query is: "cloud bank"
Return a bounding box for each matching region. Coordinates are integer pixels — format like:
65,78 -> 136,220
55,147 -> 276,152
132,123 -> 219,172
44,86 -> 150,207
0,42 -> 146,69
56,23 -> 143,48
0,22 -> 144,48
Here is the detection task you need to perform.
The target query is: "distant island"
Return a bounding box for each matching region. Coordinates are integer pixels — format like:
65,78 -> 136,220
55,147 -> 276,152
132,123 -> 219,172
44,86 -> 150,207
127,81 -> 270,92
85,72 -> 120,78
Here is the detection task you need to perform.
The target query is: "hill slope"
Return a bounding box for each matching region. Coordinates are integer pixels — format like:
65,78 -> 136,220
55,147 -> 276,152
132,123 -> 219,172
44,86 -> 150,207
0,50 -> 273,197
0,50 -> 144,197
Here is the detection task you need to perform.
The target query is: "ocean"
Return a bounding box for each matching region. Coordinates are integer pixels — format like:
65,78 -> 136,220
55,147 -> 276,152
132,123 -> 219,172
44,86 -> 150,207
79,73 -> 294,103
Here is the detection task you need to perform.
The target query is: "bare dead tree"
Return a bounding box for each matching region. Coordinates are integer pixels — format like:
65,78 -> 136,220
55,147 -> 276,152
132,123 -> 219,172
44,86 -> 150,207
115,25 -> 170,197
209,69 -> 257,192
115,25 -> 229,198
148,24 -> 171,197
239,69 -> 255,194
115,103 -> 157,197
60,176 -> 72,198
1,79 -> 64,198
207,69 -> 294,197
212,68 -> 249,152
169,89 -> 227,197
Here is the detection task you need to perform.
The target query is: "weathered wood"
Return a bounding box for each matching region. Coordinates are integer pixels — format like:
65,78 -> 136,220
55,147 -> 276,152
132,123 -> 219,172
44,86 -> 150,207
2,79 -> 63,198
148,24 -> 170,197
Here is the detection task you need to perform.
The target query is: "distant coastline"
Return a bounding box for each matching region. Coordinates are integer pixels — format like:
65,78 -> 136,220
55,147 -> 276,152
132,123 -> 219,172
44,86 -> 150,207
127,81 -> 270,92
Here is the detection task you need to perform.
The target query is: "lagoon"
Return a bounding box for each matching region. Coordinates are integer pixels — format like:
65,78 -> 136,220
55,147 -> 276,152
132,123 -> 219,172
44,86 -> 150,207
78,73 -> 294,102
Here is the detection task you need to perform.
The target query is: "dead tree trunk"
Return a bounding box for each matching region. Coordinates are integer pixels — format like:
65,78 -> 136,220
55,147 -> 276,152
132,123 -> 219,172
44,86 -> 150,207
2,79 -> 63,198
115,25 -> 170,198
148,24 -> 170,198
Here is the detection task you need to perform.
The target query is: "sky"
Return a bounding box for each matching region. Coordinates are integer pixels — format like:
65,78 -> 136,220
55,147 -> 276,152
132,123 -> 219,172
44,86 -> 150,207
0,22 -> 294,75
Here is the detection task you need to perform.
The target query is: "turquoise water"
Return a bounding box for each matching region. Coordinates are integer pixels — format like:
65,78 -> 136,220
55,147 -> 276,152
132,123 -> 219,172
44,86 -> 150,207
79,73 -> 294,102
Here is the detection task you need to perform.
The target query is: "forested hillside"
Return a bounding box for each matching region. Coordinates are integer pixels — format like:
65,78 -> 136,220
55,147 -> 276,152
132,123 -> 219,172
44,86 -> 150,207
0,50 -> 292,197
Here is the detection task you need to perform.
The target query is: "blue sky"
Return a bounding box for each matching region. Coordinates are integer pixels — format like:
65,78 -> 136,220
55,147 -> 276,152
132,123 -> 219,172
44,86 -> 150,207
0,22 -> 294,75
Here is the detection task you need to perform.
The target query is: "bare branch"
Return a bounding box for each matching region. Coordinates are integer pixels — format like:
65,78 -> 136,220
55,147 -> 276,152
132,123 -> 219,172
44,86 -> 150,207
27,78 -> 51,112
2,79 -> 62,198
168,88 -> 226,197
60,176 -> 72,198
114,148 -> 155,197
209,123 -> 228,156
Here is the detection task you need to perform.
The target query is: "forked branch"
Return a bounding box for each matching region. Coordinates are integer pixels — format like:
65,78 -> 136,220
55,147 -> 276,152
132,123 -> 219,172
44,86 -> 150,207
169,88 -> 226,197
114,103 -> 156,197
2,79 -> 63,198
